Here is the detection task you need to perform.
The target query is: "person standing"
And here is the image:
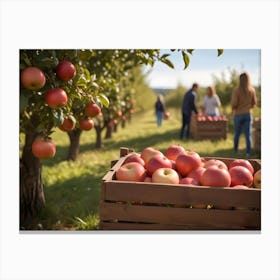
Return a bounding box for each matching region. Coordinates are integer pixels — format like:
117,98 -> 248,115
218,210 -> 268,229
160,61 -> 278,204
231,72 -> 257,157
155,94 -> 165,127
202,86 -> 221,116
180,83 -> 199,139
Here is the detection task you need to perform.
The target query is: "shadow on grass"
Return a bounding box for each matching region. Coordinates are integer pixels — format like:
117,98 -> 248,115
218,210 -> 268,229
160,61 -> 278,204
38,165 -> 106,230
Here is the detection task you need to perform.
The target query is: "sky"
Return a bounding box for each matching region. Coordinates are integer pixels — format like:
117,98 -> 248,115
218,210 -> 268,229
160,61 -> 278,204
143,49 -> 261,89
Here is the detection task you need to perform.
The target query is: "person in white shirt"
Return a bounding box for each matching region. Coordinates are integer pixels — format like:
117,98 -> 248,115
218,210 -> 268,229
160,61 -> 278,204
202,86 -> 221,116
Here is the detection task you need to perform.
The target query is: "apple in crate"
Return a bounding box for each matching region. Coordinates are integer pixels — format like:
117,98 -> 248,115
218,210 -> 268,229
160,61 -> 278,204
253,169 -> 261,189
179,177 -> 199,186
116,162 -> 146,182
204,159 -> 228,170
146,154 -> 172,175
123,152 -> 145,166
152,168 -> 180,184
141,147 -> 163,165
176,151 -> 202,177
229,166 -> 253,187
229,159 -> 254,174
188,167 -> 206,184
164,144 -> 185,161
201,165 -> 231,187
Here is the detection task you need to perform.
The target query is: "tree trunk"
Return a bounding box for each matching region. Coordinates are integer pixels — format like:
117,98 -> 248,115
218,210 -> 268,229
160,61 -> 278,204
67,128 -> 82,161
121,119 -> 126,128
105,123 -> 113,139
20,131 -> 45,229
113,123 -> 118,133
94,125 -> 103,149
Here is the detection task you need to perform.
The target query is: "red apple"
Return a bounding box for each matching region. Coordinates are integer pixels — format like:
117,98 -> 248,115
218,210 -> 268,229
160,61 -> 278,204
140,147 -> 163,164
32,137 -> 56,159
188,167 -> 206,184
179,177 -> 199,186
144,176 -> 152,183
229,159 -> 254,174
204,159 -> 228,170
164,111 -> 170,119
164,144 -> 185,161
201,165 -> 231,187
116,162 -> 146,182
56,60 -> 76,81
146,154 -> 172,175
59,118 -> 75,132
175,151 -> 201,177
152,168 -> 179,184
79,119 -> 94,130
229,166 -> 253,187
21,66 -> 46,91
123,153 -> 145,166
84,102 -> 101,118
253,169 -> 261,189
45,88 -> 68,108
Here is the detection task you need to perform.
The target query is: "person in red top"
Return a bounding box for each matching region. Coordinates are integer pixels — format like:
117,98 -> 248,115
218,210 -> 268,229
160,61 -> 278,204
231,72 -> 258,157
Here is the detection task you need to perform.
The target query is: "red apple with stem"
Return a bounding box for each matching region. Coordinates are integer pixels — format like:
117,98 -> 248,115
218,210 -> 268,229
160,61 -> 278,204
116,162 -> 146,182
152,168 -> 179,184
21,66 -> 46,91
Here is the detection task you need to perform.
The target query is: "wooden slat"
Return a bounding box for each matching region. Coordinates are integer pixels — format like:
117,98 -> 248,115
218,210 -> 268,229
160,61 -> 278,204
99,221 -> 251,230
103,181 -> 261,208
100,202 -> 260,229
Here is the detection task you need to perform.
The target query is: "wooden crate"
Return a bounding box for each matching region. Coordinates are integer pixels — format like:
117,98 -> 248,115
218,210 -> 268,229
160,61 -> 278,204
253,118 -> 261,151
99,148 -> 261,231
190,115 -> 228,140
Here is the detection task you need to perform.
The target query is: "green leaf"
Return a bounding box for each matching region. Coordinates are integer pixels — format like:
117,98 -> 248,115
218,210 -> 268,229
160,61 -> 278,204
98,94 -> 110,108
217,49 -> 224,56
84,68 -> 91,81
52,109 -> 64,127
161,58 -> 174,69
160,53 -> 170,59
147,57 -> 154,67
182,51 -> 190,69
187,49 -> 194,54
20,94 -> 29,112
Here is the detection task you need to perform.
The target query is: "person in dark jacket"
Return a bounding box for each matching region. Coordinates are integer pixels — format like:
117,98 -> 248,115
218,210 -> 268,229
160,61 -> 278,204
180,83 -> 199,139
155,94 -> 165,127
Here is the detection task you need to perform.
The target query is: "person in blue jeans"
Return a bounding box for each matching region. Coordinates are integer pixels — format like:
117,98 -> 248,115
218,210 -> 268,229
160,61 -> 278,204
180,83 -> 199,139
155,94 -> 165,127
231,72 -> 257,157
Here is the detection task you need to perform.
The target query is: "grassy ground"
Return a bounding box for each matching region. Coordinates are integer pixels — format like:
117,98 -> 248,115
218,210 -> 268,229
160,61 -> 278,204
23,108 -> 260,230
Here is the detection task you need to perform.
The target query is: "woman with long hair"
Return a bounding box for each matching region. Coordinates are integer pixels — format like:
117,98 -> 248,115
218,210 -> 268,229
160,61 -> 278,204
202,86 -> 221,116
231,72 -> 258,157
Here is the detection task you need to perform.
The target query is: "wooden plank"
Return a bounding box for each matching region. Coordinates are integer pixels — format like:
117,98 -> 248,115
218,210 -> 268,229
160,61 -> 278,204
100,202 -> 260,229
99,221 -> 252,230
103,181 -> 261,208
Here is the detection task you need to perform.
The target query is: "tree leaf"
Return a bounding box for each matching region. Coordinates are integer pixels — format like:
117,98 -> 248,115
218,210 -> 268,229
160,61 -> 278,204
217,49 -> 224,56
52,109 -> 64,126
98,94 -> 110,108
20,94 -> 29,112
182,51 -> 190,69
147,57 -> 154,67
161,58 -> 174,69
187,49 -> 194,54
160,53 -> 170,59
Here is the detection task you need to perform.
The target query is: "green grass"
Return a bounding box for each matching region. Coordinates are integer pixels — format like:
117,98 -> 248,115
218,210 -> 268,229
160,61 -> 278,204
23,108 -> 260,230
